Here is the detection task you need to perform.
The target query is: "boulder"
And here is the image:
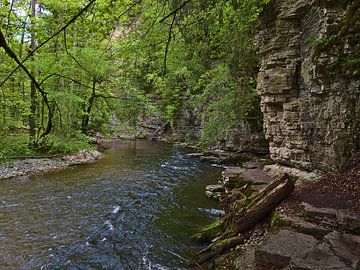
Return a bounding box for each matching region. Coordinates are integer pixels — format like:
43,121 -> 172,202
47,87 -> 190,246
205,184 -> 225,200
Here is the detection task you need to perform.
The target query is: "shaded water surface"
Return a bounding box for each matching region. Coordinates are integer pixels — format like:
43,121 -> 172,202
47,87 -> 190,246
0,140 -> 222,269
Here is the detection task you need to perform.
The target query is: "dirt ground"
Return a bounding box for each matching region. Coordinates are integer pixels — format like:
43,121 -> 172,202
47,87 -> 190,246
282,152 -> 360,214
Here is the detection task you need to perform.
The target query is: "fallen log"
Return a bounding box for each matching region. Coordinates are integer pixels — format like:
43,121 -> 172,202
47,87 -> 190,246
233,173 -> 295,234
195,236 -> 245,265
193,173 -> 295,266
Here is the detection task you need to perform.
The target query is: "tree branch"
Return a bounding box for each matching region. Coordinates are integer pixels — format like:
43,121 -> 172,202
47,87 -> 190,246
159,0 -> 191,23
0,28 -> 52,139
63,31 -> 95,79
163,13 -> 176,75
0,0 -> 96,87
39,73 -> 94,89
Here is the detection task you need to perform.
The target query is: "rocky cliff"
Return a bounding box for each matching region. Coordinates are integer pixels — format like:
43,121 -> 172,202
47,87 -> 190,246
256,0 -> 360,171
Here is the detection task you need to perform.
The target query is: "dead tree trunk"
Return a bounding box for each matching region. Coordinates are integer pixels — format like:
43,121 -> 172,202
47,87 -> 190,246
233,173 -> 295,234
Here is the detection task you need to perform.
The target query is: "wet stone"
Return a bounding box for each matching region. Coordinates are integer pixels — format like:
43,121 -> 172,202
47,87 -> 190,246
187,153 -> 204,158
200,156 -> 220,163
205,184 -> 225,200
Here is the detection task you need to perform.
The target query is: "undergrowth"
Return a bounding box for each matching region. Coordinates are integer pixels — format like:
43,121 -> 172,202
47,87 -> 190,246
0,131 -> 94,161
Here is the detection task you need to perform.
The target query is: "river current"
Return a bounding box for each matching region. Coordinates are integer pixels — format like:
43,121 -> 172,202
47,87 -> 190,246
0,140 -> 222,269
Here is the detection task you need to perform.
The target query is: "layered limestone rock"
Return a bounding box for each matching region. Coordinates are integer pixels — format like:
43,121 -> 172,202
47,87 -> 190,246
256,0 -> 360,170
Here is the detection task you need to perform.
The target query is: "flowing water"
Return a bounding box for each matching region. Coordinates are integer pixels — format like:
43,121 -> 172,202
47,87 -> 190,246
0,140 -> 223,270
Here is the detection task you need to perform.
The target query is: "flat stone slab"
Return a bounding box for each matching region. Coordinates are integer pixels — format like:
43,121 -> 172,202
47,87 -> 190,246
256,229 -> 319,268
301,202 -> 360,233
206,184 -> 225,192
222,167 -> 273,187
291,243 -> 352,270
256,228 -> 360,269
234,247 -> 256,270
263,164 -> 321,182
325,231 -> 360,269
278,215 -> 332,238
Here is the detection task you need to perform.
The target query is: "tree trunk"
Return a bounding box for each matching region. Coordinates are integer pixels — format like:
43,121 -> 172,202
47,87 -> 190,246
29,0 -> 37,147
81,80 -> 96,132
234,173 -> 295,234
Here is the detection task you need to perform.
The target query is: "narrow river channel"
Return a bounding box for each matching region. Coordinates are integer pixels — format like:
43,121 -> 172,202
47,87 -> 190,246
0,140 -> 222,269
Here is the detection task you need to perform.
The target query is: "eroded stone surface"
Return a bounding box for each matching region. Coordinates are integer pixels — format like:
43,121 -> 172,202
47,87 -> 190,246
263,164 -> 321,182
301,202 -> 360,233
290,243 -> 352,270
325,231 -> 360,269
278,215 -> 331,238
255,229 -> 319,268
234,247 -> 256,270
256,0 -> 360,170
255,228 -> 360,269
222,167 -> 273,188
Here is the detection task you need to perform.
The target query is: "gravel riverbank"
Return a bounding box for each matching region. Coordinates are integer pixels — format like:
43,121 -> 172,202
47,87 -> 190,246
0,150 -> 102,180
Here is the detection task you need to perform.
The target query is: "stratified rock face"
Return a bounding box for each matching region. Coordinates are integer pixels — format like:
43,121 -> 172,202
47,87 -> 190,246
256,0 -> 360,170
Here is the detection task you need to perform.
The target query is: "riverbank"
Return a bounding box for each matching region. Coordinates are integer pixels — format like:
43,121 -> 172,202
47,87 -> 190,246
192,152 -> 360,269
0,150 -> 102,180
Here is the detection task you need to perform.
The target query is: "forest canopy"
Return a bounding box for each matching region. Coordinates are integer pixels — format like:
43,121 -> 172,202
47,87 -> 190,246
0,0 -> 269,159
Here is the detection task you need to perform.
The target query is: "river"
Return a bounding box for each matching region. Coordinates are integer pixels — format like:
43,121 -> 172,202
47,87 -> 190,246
0,140 -> 222,269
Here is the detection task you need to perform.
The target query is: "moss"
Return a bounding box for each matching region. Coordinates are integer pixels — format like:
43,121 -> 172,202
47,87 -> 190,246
192,219 -> 224,242
270,211 -> 282,228
311,1 -> 360,78
234,197 -> 251,212
210,236 -> 243,250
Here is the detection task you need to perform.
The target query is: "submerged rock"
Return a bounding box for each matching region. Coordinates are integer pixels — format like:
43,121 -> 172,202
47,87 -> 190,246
205,184 -> 225,200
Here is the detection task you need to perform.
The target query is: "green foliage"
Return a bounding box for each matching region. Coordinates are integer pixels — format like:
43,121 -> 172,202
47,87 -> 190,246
270,211 -> 281,228
309,34 -> 338,49
42,131 -> 94,155
0,0 -> 269,158
0,135 -> 38,160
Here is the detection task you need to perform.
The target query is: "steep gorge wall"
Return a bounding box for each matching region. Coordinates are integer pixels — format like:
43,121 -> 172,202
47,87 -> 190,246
256,0 -> 360,171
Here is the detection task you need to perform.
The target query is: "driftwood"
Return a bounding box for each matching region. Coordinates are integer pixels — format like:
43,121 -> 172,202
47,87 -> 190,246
194,173 -> 295,266
233,173 -> 295,234
195,236 -> 245,265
